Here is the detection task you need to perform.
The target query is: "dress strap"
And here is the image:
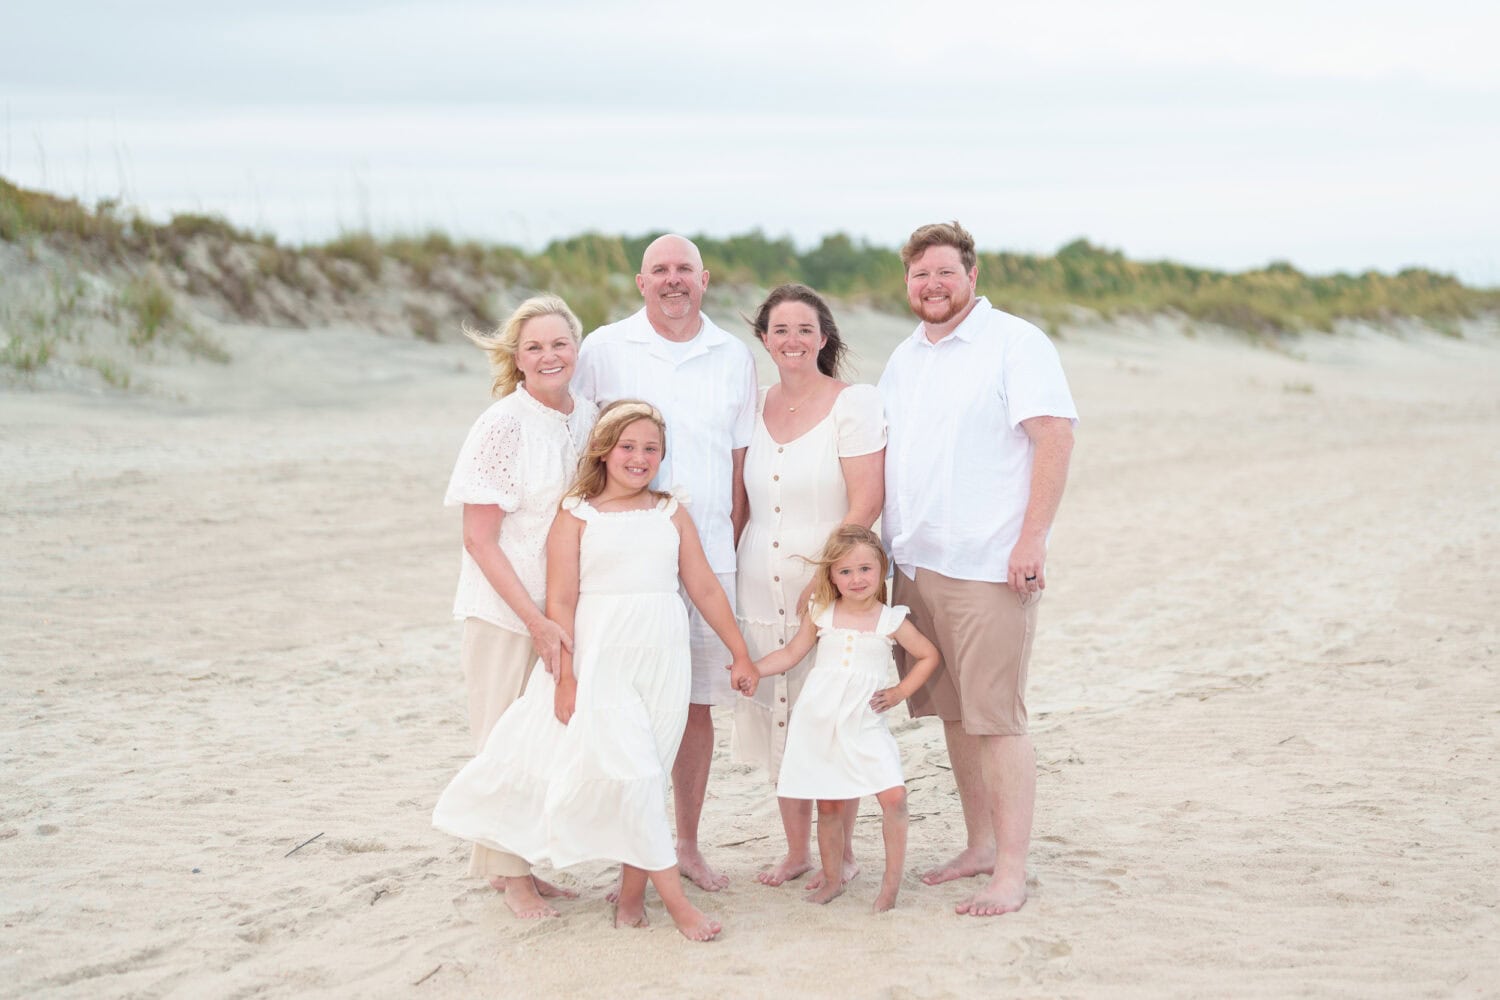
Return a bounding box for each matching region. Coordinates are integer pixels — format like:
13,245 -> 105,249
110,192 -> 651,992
810,601 -> 836,630
560,495 -> 595,520
878,604 -> 910,637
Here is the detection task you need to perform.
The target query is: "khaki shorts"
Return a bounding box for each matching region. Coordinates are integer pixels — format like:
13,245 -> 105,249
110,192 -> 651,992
892,567 -> 1040,737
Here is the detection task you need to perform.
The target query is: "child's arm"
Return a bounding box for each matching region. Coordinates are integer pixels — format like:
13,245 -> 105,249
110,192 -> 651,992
673,504 -> 755,682
751,615 -> 818,685
544,509 -> 584,724
870,618 -> 940,713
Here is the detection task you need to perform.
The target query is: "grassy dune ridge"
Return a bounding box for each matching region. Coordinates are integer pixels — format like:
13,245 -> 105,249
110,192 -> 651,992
3,175 -> 1497,391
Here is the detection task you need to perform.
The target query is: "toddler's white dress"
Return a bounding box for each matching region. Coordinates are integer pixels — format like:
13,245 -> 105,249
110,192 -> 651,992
433,493 -> 690,872
776,603 -> 908,800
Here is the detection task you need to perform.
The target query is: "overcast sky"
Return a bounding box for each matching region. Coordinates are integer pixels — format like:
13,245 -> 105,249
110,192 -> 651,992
4,1 -> 1497,283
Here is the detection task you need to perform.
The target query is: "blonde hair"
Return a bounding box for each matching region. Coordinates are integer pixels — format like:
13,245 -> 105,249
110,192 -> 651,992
565,399 -> 669,502
464,294 -> 583,398
806,524 -> 890,613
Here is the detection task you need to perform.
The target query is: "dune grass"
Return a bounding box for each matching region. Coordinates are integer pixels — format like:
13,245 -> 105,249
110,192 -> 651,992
3,175 -> 1496,352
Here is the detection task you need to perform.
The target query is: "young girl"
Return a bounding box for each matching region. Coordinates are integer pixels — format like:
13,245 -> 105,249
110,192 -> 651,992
731,525 -> 939,911
435,400 -> 754,942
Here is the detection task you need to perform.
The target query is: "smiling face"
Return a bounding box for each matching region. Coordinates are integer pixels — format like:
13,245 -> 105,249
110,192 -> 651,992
905,244 -> 978,330
829,543 -> 884,602
636,235 -> 709,329
762,300 -> 827,376
513,313 -> 578,391
602,417 -> 664,492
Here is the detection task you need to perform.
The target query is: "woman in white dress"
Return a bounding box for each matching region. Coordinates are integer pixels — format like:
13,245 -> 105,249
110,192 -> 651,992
442,295 -> 596,918
731,284 -> 886,888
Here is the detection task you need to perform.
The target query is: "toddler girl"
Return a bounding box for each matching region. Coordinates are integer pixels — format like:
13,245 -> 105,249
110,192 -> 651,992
731,525 -> 938,910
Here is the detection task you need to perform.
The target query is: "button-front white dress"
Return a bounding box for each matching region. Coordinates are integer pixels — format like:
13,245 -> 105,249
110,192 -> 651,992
775,603 -> 909,801
732,384 -> 885,781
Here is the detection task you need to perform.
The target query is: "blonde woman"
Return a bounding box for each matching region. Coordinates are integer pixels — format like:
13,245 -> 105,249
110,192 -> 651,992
443,295 -> 596,918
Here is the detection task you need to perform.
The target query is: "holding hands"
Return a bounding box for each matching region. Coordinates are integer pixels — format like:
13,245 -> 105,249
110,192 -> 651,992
728,658 -> 760,698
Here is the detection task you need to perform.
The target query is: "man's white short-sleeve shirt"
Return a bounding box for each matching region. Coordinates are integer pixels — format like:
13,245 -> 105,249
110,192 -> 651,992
879,297 -> 1078,582
574,308 -> 757,574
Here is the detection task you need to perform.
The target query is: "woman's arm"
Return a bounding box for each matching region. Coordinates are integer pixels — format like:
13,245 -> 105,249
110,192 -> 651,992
838,448 -> 885,529
463,505 -> 573,676
544,510 -> 584,724
674,506 -> 753,675
869,619 -> 940,713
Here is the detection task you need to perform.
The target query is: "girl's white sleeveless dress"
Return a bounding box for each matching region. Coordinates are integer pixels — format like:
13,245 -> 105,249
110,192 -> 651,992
775,603 -> 909,800
432,493 -> 690,872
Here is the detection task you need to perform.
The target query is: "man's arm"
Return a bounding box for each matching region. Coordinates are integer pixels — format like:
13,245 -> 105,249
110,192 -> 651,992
730,446 -> 749,547
1007,415 -> 1074,594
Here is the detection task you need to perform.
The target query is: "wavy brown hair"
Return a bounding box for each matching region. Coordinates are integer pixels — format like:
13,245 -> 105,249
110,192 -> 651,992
900,220 -> 977,274
749,283 -> 848,379
564,399 -> 669,503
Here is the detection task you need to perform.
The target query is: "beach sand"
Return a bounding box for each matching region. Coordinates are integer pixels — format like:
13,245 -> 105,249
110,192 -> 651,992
2,314 -> 1497,998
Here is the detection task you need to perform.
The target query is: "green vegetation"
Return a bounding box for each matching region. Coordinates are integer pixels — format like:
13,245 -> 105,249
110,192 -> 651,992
3,175 -> 1496,343
121,271 -> 176,347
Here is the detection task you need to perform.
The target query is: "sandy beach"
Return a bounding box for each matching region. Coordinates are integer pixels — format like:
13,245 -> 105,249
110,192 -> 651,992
3,312 -> 1498,998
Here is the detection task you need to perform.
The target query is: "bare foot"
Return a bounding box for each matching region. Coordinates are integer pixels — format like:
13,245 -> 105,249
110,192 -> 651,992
663,899 -> 722,941
613,899 -> 650,929
920,846 -> 995,886
757,854 -> 814,887
873,884 -> 900,912
807,857 -> 859,891
955,871 -> 1027,916
805,878 -> 845,905
676,844 -> 729,892
532,875 -> 577,900
500,877 -> 559,919
604,870 -> 624,904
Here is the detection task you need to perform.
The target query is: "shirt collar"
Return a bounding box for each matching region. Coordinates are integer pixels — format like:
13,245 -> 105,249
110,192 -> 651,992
623,307 -> 730,362
910,296 -> 990,347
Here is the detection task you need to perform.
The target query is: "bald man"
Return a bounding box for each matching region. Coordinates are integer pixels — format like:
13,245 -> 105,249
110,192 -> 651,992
572,235 -> 757,891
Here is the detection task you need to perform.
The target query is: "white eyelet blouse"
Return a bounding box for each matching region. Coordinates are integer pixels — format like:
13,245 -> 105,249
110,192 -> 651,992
445,386 -> 597,634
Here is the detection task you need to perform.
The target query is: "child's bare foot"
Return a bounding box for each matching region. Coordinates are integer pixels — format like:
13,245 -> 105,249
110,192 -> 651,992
499,876 -> 559,919
675,843 -> 729,892
955,871 -> 1027,916
605,871 -> 623,904
807,856 -> 859,890
663,899 -> 722,941
805,878 -> 845,905
757,854 -> 814,887
873,884 -> 900,912
532,875 -> 577,900
920,846 -> 994,885
613,899 -> 650,929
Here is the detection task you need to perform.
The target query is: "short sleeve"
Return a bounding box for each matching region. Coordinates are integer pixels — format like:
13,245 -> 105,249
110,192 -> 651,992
832,383 -> 887,458
878,604 -> 910,637
810,601 -> 836,630
560,495 -> 593,520
1002,326 -> 1078,429
444,406 -> 524,510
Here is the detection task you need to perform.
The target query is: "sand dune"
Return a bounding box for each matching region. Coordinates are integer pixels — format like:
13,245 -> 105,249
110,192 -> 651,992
2,314 -> 1497,998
